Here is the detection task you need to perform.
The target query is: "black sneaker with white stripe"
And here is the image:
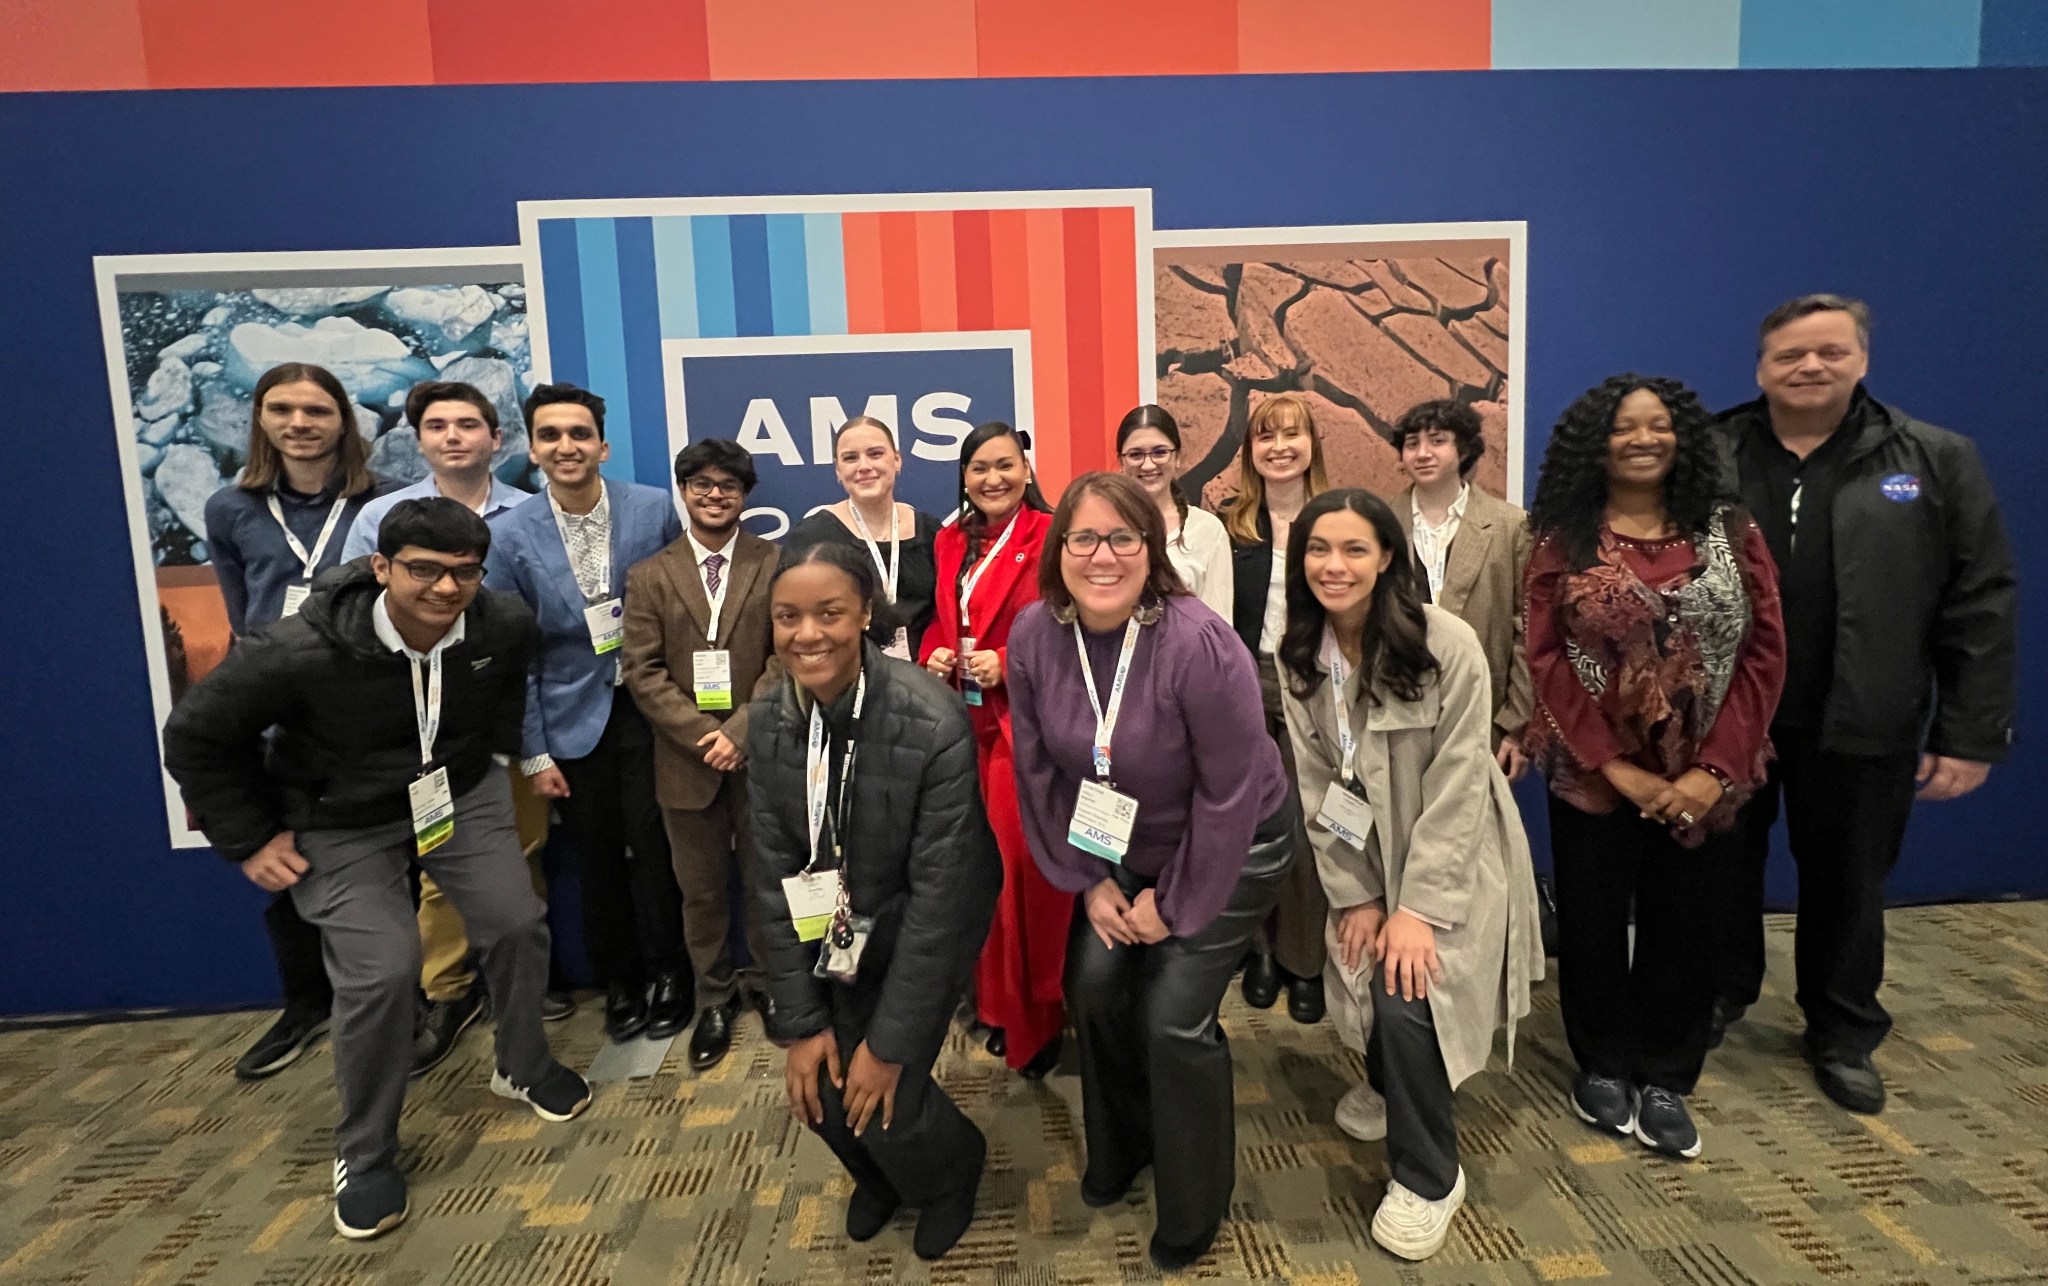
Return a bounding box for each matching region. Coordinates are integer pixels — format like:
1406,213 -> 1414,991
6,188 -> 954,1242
1569,1072 -> 1636,1136
332,1158 -> 408,1240
490,1061 -> 592,1122
1633,1086 -> 1702,1159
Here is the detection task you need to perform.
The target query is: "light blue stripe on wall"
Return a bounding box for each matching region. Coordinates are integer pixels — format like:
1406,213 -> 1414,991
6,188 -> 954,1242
804,213 -> 848,335
1740,0 -> 1982,68
574,217 -> 634,475
651,215 -> 699,339
691,215 -> 738,339
1494,0 -> 1741,68
765,214 -> 811,336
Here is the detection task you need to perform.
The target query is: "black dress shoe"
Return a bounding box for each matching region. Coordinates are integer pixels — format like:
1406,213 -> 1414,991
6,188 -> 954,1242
1149,1223 -> 1220,1271
1080,1159 -> 1147,1207
604,984 -> 650,1042
1241,952 -> 1280,1009
234,1007 -> 330,1081
1705,998 -> 1745,1051
984,1028 -> 1006,1058
1019,1032 -> 1063,1081
845,1182 -> 900,1242
748,989 -> 776,1026
644,972 -> 692,1041
1286,974 -> 1325,1025
540,990 -> 577,1023
411,990 -> 484,1077
1811,1049 -> 1886,1114
689,997 -> 741,1070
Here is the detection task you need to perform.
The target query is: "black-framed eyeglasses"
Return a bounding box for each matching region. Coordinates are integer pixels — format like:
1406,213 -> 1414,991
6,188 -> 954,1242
396,558 -> 487,586
1062,529 -> 1145,556
1120,446 -> 1174,465
684,476 -> 746,498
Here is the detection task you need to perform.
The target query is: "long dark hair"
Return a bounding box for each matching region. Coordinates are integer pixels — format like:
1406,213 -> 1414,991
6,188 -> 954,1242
239,362 -> 377,496
1279,489 -> 1438,705
1115,404 -> 1190,535
1528,373 -> 1733,568
1038,472 -> 1189,616
955,420 -> 1051,577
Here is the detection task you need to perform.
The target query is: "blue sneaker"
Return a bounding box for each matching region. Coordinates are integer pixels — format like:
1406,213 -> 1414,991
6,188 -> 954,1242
1633,1086 -> 1702,1159
1570,1072 -> 1636,1136
332,1159 -> 407,1240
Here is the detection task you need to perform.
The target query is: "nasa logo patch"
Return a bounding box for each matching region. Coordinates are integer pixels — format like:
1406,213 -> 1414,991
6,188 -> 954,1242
1879,473 -> 1921,503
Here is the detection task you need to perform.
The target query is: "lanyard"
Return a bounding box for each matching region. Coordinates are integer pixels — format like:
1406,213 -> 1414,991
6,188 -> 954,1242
848,501 -> 900,603
805,668 -> 868,871
958,514 -> 1018,629
547,484 -> 612,602
409,648 -> 444,768
266,492 -> 349,582
1327,630 -> 1357,785
1073,617 -> 1142,781
699,543 -> 732,644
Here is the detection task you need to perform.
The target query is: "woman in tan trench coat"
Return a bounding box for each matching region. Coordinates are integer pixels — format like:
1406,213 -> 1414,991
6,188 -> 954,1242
1278,489 -> 1543,1263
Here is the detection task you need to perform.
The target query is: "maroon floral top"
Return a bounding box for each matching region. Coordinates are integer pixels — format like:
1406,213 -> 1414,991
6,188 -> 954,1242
1524,507 -> 1786,843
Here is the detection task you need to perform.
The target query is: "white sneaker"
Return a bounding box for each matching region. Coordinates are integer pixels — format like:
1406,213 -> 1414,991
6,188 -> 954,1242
1370,1166 -> 1465,1261
1335,1083 -> 1388,1142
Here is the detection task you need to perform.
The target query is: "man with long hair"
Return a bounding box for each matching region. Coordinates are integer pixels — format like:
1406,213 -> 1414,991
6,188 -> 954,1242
201,362 -> 391,1081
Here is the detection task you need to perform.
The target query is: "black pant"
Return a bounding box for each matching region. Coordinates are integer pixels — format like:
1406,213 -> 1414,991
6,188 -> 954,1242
1719,727 -> 1919,1058
556,689 -> 685,990
264,891 -> 332,1016
807,975 -> 986,1209
1549,795 -> 1738,1095
1065,802 -> 1295,1248
1366,978 -> 1458,1201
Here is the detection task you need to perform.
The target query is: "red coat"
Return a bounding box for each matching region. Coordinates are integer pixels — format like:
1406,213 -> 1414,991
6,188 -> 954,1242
919,508 -> 1068,1066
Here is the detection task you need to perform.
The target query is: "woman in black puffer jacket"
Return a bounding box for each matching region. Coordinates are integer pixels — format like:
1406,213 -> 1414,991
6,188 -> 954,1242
747,540 -> 1004,1263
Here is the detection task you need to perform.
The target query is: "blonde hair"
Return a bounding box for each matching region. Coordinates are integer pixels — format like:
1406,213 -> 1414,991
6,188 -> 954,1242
1222,392 -> 1329,544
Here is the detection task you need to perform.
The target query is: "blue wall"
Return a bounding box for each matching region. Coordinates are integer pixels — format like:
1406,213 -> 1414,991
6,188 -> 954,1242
2,69 -> 2041,1015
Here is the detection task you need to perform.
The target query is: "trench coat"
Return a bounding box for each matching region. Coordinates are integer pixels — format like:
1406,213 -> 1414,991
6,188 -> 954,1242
1280,605 -> 1544,1089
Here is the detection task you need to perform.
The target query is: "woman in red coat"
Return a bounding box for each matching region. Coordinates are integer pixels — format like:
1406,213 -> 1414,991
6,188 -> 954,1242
920,421 -> 1066,1077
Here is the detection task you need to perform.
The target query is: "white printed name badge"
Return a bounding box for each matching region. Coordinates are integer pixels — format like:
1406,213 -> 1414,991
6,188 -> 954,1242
885,626 -> 912,662
1068,779 -> 1139,863
409,766 -> 455,857
693,649 -> 734,711
281,583 -> 312,617
782,868 -> 844,942
1317,782 -> 1374,852
583,598 -> 624,654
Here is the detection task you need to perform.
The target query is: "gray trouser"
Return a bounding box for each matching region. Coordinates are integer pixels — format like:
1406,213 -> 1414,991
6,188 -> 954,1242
291,771 -> 554,1170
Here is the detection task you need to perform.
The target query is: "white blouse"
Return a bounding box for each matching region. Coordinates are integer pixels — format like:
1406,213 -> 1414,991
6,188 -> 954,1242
1167,506 -> 1235,623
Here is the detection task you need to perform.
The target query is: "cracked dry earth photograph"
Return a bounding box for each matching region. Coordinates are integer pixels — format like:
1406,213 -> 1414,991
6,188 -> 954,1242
1155,238 -> 1517,508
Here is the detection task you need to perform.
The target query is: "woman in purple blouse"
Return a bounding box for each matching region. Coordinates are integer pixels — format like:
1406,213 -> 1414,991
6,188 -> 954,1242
1007,472 -> 1293,1273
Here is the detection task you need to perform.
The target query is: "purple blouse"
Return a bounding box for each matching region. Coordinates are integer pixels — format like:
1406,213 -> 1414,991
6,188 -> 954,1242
1007,594 -> 1287,937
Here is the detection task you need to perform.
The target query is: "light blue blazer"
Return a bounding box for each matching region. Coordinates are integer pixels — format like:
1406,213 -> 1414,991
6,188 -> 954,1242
486,480 -> 683,762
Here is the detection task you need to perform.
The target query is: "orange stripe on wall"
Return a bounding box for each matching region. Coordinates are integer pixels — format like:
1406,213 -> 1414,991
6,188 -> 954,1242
914,211 -> 959,333
877,213 -> 923,333
954,210 -> 996,331
427,0 -> 709,84
1094,205 -> 1142,457
1238,0 -> 1490,72
1023,209 -> 1072,491
987,209 -> 1034,332
704,0 -> 977,80
842,213 -> 889,334
975,0 -> 1239,77
0,0 -> 147,92
139,0 -> 435,88
1063,208 -> 1107,477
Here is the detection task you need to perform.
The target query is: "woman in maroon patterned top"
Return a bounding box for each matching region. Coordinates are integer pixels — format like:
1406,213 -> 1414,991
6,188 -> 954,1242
1525,374 -> 1785,1163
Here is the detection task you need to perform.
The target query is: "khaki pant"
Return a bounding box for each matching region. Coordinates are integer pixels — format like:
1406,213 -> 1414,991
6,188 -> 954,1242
419,765 -> 553,1002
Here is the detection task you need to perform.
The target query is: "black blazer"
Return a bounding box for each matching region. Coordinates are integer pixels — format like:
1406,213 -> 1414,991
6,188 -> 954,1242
1228,508 -> 1275,655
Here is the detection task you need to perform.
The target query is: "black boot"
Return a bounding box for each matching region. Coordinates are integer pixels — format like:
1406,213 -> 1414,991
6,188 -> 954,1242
1240,953 -> 1280,1009
913,1130 -> 985,1260
1019,1032 -> 1063,1081
1286,973 -> 1325,1025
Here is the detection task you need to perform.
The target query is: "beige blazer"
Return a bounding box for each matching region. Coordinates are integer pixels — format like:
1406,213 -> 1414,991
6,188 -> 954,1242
1395,483 -> 1534,743
622,529 -> 783,812
1280,607 -> 1544,1089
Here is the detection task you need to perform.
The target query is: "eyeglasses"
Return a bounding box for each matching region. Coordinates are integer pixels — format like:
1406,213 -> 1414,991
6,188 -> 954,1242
684,476 -> 746,498
1062,529 -> 1146,556
396,558 -> 486,586
1120,446 -> 1174,465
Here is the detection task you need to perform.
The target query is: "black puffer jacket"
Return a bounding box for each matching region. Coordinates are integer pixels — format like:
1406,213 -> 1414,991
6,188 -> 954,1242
163,559 -> 537,862
1718,393 -> 2017,761
748,642 -> 1002,1066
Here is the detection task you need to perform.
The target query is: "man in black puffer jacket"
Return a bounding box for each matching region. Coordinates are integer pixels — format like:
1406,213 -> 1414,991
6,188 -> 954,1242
748,542 -> 1003,1261
164,498 -> 590,1241
1712,295 -> 2017,1117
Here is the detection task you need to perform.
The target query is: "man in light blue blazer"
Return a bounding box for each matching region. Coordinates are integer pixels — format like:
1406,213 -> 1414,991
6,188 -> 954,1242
486,383 -> 691,1044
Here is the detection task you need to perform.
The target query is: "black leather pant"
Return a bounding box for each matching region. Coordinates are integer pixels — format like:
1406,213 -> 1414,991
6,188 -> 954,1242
1065,800 -> 1296,1248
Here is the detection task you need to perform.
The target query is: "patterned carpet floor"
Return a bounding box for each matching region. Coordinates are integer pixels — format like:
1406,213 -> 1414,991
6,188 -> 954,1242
3,903 -> 2047,1285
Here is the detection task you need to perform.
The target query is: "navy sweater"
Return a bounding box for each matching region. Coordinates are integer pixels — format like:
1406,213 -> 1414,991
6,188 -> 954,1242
204,475 -> 396,636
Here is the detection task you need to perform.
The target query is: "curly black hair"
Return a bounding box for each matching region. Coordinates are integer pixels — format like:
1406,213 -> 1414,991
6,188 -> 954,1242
1528,373 -> 1733,568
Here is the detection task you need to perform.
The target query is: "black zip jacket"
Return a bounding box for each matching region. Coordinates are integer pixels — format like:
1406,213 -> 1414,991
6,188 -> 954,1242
1718,392 -> 2016,762
747,642 -> 1002,1066
163,560 -> 538,863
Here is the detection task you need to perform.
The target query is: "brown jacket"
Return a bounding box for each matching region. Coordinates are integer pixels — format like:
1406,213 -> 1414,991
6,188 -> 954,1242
1395,483 -> 1534,743
622,529 -> 783,811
